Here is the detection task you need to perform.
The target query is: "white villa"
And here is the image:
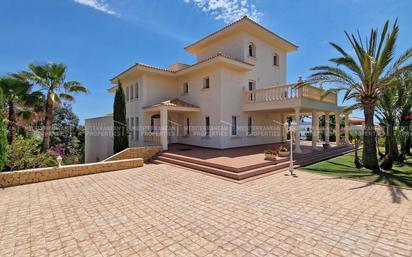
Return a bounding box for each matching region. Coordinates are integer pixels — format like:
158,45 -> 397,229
85,16 -> 350,163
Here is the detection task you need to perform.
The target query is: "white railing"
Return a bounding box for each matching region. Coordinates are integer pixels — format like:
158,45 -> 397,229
143,132 -> 161,145
244,84 -> 337,104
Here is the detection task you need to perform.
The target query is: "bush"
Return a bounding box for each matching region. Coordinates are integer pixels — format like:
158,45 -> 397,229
7,136 -> 57,171
0,88 -> 7,171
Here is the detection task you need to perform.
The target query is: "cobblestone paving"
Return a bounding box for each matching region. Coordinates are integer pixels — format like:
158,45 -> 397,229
0,164 -> 411,257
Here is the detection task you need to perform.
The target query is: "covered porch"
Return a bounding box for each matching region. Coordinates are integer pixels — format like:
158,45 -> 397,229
142,99 -> 200,150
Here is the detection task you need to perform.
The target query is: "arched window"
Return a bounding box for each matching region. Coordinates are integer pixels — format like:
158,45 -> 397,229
273,53 -> 279,66
150,114 -> 160,132
248,43 -> 256,57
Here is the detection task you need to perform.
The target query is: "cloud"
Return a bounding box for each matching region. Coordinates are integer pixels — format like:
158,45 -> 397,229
184,0 -> 263,23
73,0 -> 117,15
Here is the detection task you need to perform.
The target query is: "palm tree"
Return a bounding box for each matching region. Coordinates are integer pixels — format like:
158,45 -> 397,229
376,84 -> 399,168
18,63 -> 87,152
397,72 -> 412,156
0,76 -> 44,144
303,20 -> 412,170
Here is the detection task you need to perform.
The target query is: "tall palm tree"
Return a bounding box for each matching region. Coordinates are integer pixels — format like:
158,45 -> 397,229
18,63 -> 88,152
303,20 -> 412,170
0,76 -> 44,144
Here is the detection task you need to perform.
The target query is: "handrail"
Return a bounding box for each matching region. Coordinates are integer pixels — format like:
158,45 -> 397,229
244,84 -> 337,104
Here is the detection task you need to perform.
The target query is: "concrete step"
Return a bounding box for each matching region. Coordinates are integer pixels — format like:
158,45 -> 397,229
153,155 -> 292,180
159,152 -> 289,172
153,144 -> 354,181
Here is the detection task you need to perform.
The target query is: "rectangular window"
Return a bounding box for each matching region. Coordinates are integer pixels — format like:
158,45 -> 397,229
130,118 -> 134,140
126,87 -> 130,101
203,77 -> 210,89
248,80 -> 256,101
130,84 -> 134,100
135,117 -> 139,140
183,82 -> 189,94
186,118 -> 190,136
135,83 -> 139,99
248,117 -> 252,135
273,54 -> 279,66
205,116 -> 210,137
231,116 -> 238,136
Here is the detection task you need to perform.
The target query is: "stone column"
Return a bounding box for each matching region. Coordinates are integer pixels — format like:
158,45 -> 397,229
335,112 -> 341,145
160,107 -> 168,150
312,111 -> 319,149
345,112 -> 350,144
325,112 -> 330,144
294,108 -> 302,153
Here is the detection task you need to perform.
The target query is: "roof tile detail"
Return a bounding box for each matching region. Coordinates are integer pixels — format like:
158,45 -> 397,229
143,99 -> 200,109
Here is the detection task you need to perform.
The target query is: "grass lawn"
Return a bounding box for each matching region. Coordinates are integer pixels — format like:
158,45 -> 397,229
301,150 -> 412,189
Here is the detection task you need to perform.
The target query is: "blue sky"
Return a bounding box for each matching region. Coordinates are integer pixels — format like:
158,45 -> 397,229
1,0 -> 411,123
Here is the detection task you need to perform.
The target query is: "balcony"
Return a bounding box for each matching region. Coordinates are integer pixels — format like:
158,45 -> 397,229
243,84 -> 339,113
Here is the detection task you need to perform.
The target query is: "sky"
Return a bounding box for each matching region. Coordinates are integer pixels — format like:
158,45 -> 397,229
1,0 -> 411,123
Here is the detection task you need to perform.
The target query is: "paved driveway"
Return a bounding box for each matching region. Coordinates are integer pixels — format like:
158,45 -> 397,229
0,164 -> 411,257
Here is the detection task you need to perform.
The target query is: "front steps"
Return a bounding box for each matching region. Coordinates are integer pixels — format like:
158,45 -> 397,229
152,145 -> 354,181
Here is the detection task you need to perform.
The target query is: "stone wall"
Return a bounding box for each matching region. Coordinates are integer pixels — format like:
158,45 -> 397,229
104,146 -> 162,162
0,158 -> 144,188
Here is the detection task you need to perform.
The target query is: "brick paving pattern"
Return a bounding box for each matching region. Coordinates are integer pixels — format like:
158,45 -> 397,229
0,164 -> 411,257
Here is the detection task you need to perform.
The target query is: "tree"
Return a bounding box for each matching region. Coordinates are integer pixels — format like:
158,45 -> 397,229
376,85 -> 399,169
303,20 -> 412,170
397,72 -> 412,156
50,103 -> 84,164
0,88 -> 8,171
18,63 -> 87,152
113,80 -> 128,153
0,76 -> 43,143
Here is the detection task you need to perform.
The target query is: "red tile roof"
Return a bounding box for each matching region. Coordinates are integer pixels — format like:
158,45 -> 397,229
143,99 -> 200,109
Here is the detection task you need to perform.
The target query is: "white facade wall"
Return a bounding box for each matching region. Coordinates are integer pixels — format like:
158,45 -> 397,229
101,31 -> 291,151
85,115 -> 113,163
197,33 -> 245,62
176,68 -> 223,148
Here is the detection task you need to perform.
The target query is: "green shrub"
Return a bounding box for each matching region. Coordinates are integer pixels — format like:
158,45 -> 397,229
7,136 -> 57,171
0,88 -> 7,171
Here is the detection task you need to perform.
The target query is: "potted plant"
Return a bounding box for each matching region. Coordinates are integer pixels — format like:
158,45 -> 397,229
278,145 -> 290,157
264,149 -> 278,160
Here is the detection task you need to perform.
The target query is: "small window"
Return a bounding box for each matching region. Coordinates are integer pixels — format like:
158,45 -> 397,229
135,83 -> 139,99
273,54 -> 279,66
186,118 -> 190,136
203,77 -> 210,89
248,117 -> 253,135
131,84 -> 134,100
231,116 -> 238,136
248,43 -> 256,57
205,116 -> 210,137
135,117 -> 139,140
183,82 -> 189,94
126,86 -> 130,101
